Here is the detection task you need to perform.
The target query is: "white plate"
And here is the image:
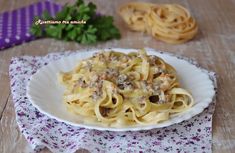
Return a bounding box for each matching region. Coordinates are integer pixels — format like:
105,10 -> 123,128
27,48 -> 215,131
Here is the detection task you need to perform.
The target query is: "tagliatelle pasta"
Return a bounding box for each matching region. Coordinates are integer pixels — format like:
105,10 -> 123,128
118,2 -> 198,44
118,2 -> 154,33
58,49 -> 194,127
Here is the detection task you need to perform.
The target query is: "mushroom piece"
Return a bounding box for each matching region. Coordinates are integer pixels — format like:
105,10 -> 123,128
149,95 -> 160,103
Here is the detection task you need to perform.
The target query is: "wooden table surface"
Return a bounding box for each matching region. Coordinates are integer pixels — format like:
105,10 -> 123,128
0,0 -> 235,152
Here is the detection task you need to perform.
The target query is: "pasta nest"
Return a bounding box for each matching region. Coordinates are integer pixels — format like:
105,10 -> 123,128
118,2 -> 198,44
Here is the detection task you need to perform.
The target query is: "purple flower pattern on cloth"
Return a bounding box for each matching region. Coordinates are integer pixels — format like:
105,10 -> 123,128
9,50 -> 217,153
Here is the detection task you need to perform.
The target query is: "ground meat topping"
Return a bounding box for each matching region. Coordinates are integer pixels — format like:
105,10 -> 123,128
97,68 -> 119,82
76,78 -> 87,88
100,107 -> 111,117
91,90 -> 103,101
90,74 -> 99,82
141,80 -> 154,93
149,55 -> 158,66
91,79 -> 103,89
117,74 -> 128,82
106,68 -> 119,77
116,74 -> 133,90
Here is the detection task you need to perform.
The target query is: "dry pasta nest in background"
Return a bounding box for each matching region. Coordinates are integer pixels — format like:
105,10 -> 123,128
118,2 -> 198,44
